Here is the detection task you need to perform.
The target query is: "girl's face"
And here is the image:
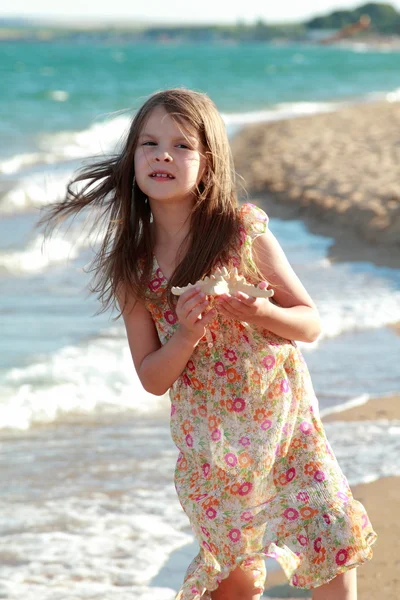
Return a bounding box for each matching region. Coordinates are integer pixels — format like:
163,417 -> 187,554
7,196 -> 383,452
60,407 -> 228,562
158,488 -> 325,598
134,106 -> 206,207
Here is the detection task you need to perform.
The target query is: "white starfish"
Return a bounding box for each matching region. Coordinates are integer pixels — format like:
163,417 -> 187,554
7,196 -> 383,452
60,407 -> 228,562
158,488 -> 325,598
171,267 -> 274,298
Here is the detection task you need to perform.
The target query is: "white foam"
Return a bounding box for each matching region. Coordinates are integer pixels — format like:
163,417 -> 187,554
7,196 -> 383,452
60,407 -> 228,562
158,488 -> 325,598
0,224 -> 103,274
0,113 -> 131,175
0,329 -> 168,431
325,419 -> 400,485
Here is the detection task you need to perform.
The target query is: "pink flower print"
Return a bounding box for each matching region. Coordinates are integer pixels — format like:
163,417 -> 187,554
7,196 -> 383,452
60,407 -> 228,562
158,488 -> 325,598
211,429 -> 221,441
297,534 -> 308,547
232,397 -> 246,412
164,310 -> 177,325
238,436 -> 250,446
337,491 -> 350,503
314,537 -> 322,552
201,526 -> 210,538
194,493 -> 208,502
187,360 -> 195,372
156,268 -> 165,280
224,453 -> 238,467
300,421 -> 312,434
202,463 -> 210,478
323,513 -> 331,525
228,528 -> 241,543
280,379 -> 289,393
206,507 -> 217,520
361,513 -> 368,529
214,361 -> 226,376
224,349 -> 237,363
292,574 -> 299,587
262,355 -> 275,370
185,434 -> 193,447
286,467 -> 296,483
240,511 -> 253,521
242,333 -> 250,344
202,541 -> 212,552
238,226 -> 246,245
314,470 -> 326,482
182,373 -> 191,387
283,508 -> 299,521
296,491 -> 310,503
238,482 -> 253,496
261,419 -> 272,431
335,548 -> 348,566
148,277 -> 162,292
170,404 -> 176,417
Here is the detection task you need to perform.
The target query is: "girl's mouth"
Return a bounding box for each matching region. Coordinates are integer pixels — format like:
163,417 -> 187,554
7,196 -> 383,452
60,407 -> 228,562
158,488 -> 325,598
150,172 -> 175,180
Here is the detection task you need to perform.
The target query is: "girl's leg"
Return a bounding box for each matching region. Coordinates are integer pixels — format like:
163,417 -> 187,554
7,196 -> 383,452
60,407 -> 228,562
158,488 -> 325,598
210,566 -> 262,600
312,568 -> 357,600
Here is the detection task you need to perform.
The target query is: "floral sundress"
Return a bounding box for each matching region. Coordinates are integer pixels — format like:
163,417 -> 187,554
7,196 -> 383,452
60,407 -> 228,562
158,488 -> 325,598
144,203 -> 377,599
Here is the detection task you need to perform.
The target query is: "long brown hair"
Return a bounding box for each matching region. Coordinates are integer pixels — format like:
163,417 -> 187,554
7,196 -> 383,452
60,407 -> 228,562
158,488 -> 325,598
38,88 -> 260,316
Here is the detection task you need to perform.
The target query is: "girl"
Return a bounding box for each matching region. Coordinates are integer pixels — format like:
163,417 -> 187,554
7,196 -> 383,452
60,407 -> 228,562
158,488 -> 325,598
40,88 -> 376,600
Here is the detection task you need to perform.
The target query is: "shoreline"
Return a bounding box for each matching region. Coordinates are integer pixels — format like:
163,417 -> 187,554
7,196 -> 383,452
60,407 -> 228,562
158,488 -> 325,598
232,100 -> 400,270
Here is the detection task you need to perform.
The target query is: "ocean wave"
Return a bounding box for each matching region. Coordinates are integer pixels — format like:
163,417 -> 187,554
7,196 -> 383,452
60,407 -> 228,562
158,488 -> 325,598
0,224 -> 103,274
0,329 -> 168,431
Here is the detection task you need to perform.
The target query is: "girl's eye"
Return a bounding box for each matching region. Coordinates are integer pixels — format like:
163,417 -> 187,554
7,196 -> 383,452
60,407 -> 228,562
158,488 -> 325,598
142,141 -> 156,146
177,144 -> 190,149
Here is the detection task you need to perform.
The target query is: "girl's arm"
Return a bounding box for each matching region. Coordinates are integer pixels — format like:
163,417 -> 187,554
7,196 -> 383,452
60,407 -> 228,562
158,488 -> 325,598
217,228 -> 322,343
119,286 -> 214,396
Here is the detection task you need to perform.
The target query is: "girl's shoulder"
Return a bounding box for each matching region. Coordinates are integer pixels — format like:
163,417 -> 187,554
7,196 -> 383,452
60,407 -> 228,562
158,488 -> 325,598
238,203 -> 269,242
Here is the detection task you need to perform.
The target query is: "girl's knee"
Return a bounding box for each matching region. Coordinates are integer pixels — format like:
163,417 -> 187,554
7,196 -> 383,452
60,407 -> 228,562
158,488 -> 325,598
312,567 -> 357,600
210,566 -> 263,600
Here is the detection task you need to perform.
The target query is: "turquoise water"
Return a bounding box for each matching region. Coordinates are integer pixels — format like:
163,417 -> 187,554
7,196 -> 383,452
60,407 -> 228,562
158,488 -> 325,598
2,41 -> 400,157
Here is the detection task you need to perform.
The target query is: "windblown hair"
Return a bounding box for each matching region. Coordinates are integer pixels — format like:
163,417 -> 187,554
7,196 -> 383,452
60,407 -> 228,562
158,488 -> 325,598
38,88 -> 262,317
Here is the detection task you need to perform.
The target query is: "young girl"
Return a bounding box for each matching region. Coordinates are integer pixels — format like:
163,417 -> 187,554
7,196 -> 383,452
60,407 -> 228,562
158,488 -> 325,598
41,88 -> 376,600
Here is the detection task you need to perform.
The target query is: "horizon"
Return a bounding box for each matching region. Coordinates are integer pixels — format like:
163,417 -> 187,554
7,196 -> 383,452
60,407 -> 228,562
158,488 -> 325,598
2,0 -> 400,26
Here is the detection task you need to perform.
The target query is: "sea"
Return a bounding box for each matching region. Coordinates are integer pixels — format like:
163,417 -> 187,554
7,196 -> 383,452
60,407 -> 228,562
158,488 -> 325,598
1,41 -> 400,599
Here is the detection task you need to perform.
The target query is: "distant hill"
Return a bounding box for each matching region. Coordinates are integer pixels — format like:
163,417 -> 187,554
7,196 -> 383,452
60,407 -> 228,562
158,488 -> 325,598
1,2 -> 400,42
306,2 -> 400,34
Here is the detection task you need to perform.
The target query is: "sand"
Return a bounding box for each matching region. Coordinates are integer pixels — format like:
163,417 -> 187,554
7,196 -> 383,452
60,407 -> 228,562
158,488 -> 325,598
263,395 -> 400,599
231,100 -> 400,269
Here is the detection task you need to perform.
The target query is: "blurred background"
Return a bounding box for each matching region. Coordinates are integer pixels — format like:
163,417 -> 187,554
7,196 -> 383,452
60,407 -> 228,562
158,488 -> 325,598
1,1 -> 399,598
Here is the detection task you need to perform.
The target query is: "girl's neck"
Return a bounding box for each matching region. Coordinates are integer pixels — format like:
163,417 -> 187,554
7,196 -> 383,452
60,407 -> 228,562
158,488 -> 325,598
150,201 -> 193,249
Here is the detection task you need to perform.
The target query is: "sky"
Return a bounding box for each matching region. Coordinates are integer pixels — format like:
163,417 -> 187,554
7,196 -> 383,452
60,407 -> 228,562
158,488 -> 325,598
2,0 -> 400,25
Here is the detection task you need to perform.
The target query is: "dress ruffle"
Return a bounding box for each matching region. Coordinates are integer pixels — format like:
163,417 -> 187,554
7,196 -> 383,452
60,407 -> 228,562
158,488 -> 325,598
176,493 -> 376,598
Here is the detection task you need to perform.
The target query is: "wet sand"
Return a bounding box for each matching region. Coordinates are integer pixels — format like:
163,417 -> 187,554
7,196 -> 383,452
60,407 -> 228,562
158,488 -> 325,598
232,100 -> 400,269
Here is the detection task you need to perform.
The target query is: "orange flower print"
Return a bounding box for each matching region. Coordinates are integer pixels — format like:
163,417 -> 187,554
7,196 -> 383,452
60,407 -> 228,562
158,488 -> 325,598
198,405 -> 207,417
230,482 -> 241,495
313,547 -> 326,565
238,452 -> 253,468
181,420 -> 193,435
304,462 -> 318,475
226,367 -> 240,383
254,408 -> 267,422
251,371 -> 261,384
208,415 -> 221,430
191,377 -> 203,390
300,506 -> 318,520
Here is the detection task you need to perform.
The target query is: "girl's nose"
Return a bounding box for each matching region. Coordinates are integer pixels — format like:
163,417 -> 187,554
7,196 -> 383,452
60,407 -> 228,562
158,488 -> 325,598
155,149 -> 172,162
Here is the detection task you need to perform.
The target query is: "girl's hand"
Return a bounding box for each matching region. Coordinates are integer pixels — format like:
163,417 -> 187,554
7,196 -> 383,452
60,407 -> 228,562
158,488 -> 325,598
215,281 -> 272,323
176,287 -> 216,344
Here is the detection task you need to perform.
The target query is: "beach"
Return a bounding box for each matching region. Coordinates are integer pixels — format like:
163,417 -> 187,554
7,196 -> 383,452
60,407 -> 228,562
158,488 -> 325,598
232,100 -> 400,269
1,41 -> 399,600
262,395 -> 400,599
